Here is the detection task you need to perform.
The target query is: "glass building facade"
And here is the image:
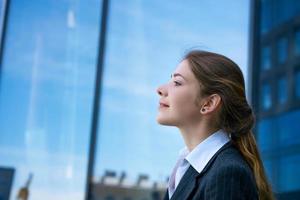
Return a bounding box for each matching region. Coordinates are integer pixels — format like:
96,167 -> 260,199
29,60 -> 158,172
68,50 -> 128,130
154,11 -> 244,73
250,0 -> 300,199
0,0 -> 249,199
0,0 -> 103,199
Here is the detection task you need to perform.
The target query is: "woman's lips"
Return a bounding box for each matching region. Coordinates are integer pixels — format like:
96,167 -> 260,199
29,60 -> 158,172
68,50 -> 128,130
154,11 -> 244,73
159,102 -> 170,108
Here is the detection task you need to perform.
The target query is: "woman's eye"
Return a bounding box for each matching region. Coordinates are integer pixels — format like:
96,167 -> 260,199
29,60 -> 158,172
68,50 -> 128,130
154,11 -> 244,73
174,81 -> 181,86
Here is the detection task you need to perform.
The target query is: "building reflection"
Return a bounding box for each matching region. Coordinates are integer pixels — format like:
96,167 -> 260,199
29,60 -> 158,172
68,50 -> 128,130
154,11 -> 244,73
92,170 -> 166,200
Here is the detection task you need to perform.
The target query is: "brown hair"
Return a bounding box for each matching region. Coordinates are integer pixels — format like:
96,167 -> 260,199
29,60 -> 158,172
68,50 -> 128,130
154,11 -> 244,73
184,50 -> 274,200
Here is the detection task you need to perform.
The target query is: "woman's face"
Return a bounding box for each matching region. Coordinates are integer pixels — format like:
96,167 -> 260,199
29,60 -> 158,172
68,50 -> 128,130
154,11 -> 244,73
156,60 -> 203,127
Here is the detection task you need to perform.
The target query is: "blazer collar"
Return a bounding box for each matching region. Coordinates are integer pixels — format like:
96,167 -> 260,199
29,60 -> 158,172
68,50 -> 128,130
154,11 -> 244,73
198,140 -> 232,176
165,165 -> 198,200
165,140 -> 233,200
185,129 -> 230,174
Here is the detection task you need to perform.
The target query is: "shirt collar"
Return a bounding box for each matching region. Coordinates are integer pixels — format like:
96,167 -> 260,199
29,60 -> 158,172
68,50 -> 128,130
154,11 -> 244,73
179,129 -> 230,173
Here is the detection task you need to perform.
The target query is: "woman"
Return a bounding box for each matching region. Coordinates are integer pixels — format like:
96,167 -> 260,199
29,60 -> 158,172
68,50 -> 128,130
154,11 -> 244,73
156,50 -> 274,200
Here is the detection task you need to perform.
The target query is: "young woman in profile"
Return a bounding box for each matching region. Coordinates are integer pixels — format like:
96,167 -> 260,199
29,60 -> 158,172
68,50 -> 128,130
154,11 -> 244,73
156,50 -> 274,200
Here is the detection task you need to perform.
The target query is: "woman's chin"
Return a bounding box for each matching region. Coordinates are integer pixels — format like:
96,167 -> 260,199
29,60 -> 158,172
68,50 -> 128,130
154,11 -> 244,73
156,115 -> 175,126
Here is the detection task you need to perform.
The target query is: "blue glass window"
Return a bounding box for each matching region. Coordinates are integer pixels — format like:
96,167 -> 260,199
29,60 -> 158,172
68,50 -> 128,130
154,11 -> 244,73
260,0 -> 272,35
262,160 -> 278,192
279,155 -> 300,192
278,109 -> 300,147
261,83 -> 272,110
295,28 -> 300,55
259,111 -> 300,193
277,76 -> 288,104
259,110 -> 300,192
265,0 -> 300,33
277,37 -> 288,64
257,118 -> 274,152
275,0 -> 294,25
261,46 -> 271,70
296,70 -> 300,98
295,0 -> 300,18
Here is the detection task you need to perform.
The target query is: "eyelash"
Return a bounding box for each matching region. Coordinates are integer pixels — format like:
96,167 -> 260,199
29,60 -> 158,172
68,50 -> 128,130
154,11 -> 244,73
174,81 -> 182,86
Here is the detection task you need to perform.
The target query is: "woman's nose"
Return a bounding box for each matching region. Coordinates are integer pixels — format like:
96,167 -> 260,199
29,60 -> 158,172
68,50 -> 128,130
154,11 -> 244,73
157,85 -> 167,96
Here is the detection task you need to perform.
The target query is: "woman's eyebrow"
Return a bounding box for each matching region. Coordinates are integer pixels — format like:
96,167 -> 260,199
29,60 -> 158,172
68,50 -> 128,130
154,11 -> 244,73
171,73 -> 187,81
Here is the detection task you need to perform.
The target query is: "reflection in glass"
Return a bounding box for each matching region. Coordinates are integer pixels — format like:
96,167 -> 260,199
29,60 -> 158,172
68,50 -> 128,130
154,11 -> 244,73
0,0 -> 102,199
277,37 -> 288,64
277,76 -> 287,104
93,1 -> 187,198
261,46 -> 271,71
92,0 -> 249,199
261,83 -> 272,110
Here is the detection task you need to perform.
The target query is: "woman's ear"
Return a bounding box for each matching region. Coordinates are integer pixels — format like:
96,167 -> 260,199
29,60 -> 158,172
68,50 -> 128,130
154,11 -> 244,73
200,94 -> 221,114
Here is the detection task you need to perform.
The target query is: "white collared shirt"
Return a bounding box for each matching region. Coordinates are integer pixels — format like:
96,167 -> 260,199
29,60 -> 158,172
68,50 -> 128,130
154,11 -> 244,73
168,129 -> 230,199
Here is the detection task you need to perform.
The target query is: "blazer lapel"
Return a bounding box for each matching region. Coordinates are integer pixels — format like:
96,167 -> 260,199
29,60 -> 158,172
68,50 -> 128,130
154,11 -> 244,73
163,191 -> 169,200
170,165 -> 199,200
164,141 -> 233,200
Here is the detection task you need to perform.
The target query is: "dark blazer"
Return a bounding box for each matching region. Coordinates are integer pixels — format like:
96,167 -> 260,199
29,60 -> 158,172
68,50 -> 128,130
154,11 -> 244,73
163,141 -> 258,200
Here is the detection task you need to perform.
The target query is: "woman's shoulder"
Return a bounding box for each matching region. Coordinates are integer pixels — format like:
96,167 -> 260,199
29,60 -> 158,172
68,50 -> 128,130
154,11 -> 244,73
207,142 -> 255,181
202,142 -> 258,192
216,142 -> 248,163
190,142 -> 259,199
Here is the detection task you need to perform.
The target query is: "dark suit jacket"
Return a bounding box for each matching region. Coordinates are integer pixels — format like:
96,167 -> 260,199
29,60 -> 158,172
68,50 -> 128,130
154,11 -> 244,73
163,141 -> 258,200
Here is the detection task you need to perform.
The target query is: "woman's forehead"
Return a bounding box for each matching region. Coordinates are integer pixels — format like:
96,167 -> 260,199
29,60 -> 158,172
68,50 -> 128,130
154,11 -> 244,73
173,60 -> 196,81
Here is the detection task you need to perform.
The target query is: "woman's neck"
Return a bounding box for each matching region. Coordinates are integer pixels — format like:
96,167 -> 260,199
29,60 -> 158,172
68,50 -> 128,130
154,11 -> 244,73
179,122 -> 219,152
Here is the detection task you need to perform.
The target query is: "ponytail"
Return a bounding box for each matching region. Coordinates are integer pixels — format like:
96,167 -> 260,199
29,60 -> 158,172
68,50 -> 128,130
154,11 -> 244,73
221,101 -> 274,200
233,132 -> 274,200
222,94 -> 275,200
